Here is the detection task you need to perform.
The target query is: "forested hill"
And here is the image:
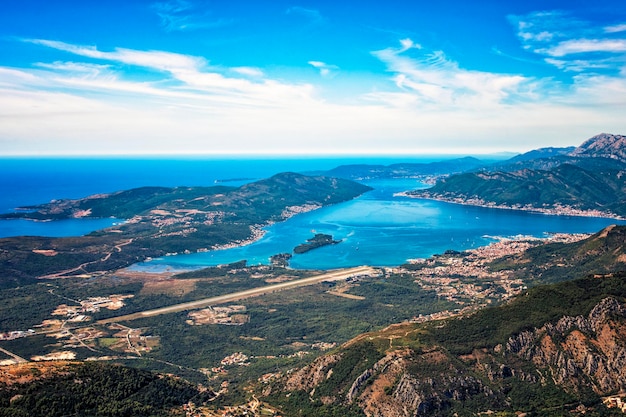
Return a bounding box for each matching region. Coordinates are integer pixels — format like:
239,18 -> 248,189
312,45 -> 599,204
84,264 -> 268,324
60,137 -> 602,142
1,172 -> 371,221
0,361 -> 214,416
0,173 -> 372,285
409,133 -> 626,217
490,224 -> 626,284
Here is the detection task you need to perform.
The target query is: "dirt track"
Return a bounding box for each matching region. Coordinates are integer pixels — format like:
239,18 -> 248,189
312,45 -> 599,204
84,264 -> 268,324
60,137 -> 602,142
98,266 -> 376,324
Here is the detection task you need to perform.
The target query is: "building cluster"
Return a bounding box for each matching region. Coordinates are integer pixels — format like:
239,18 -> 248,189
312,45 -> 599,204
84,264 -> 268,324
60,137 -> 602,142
187,306 -> 249,326
604,396 -> 626,412
0,329 -> 35,340
220,352 -> 249,366
403,234 -> 589,306
52,295 -> 133,322
280,203 -> 321,219
412,194 -> 622,219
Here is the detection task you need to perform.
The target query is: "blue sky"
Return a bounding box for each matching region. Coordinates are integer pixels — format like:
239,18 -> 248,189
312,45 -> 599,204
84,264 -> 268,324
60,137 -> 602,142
1,0 -> 626,155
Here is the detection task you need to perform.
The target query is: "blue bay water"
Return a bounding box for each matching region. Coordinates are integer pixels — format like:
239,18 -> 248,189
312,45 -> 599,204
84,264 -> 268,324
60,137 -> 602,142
135,178 -> 625,270
0,218 -> 122,238
0,158 -> 622,266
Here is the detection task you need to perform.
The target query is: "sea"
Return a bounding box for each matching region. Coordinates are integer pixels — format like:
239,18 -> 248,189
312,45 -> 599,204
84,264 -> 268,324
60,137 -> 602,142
1,156 -> 623,271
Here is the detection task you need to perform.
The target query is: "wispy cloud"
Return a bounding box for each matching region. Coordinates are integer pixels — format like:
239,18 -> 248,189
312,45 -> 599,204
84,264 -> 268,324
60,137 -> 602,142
370,39 -> 534,108
605,23 -> 626,34
25,39 -> 205,73
285,6 -> 326,25
152,0 -> 232,32
2,32 -> 626,156
231,67 -> 264,78
509,11 -> 626,72
20,38 -> 315,107
308,61 -> 339,77
546,39 -> 626,56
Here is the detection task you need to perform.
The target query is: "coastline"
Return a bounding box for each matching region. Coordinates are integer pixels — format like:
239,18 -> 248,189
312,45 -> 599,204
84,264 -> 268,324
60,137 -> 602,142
396,191 -> 625,221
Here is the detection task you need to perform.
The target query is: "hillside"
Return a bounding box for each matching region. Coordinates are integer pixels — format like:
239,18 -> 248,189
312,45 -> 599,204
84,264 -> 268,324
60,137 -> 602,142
409,133 -> 626,217
264,275 -> 626,416
490,224 -> 626,284
0,361 -> 214,416
0,173 -> 371,285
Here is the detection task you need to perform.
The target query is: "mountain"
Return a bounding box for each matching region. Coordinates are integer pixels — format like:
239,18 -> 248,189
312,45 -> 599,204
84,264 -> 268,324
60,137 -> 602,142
409,133 -> 626,217
319,157 -> 486,181
507,146 -> 576,164
492,224 -> 626,284
0,173 -> 371,285
571,133 -> 626,162
261,228 -> 626,415
0,361 -> 214,416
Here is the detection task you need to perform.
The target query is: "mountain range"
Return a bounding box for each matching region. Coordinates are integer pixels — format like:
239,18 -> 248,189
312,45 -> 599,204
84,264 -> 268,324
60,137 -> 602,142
409,133 -> 626,217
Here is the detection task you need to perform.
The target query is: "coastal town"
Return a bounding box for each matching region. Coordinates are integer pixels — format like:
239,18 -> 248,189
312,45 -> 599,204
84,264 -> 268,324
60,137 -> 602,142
399,192 -> 625,220
398,232 -> 590,311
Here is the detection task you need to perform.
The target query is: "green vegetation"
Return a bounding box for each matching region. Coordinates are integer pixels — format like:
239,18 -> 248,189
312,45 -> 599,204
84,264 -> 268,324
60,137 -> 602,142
0,173 -> 371,284
322,157 -> 486,181
428,273 -> 626,354
0,362 -> 212,417
413,161 -> 626,216
293,233 -> 342,254
490,225 -> 626,284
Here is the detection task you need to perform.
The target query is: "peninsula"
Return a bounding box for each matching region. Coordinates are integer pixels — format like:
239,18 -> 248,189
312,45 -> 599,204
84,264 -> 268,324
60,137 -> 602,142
0,173 -> 372,285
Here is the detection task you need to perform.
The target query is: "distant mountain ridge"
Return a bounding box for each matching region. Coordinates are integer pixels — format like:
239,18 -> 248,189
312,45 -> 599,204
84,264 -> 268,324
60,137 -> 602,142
319,157 -> 486,180
409,133 -> 626,217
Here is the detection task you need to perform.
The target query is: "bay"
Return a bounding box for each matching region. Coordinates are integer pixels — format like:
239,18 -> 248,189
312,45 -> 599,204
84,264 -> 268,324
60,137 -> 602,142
135,178 -> 625,270
0,158 -> 622,266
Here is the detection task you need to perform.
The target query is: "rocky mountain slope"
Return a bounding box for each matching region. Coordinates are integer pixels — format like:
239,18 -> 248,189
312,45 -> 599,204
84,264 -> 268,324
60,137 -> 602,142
571,133 -> 626,162
265,276 -> 626,416
409,133 -> 626,217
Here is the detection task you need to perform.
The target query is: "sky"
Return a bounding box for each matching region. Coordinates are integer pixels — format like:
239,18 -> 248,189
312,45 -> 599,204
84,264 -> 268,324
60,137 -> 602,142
1,0 -> 626,156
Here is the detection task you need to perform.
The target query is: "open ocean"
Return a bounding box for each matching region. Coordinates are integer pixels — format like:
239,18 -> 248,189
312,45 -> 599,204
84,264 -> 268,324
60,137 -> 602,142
1,157 -> 623,270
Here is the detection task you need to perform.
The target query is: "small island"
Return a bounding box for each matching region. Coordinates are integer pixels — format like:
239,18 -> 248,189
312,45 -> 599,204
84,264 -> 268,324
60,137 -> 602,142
293,234 -> 342,254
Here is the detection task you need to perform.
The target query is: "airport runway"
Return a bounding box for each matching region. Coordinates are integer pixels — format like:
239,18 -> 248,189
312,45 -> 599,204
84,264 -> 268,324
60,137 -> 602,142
98,266 -> 376,324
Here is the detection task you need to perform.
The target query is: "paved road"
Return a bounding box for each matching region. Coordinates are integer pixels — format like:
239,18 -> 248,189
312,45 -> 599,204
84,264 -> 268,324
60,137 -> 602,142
98,266 -> 376,324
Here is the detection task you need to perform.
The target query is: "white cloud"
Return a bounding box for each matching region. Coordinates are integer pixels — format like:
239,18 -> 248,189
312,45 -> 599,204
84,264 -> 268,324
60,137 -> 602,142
605,23 -> 626,34
25,39 -> 205,76
509,11 -> 626,72
2,35 -> 626,156
546,39 -> 626,56
371,39 -> 533,108
232,67 -> 264,77
21,39 -> 315,107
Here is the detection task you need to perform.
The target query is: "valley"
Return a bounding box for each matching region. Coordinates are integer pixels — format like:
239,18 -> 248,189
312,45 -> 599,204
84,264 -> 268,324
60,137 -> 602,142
1,133 -> 626,416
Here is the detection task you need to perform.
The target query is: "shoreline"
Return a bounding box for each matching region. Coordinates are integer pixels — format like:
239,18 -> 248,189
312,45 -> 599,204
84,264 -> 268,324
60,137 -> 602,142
396,191 -> 625,221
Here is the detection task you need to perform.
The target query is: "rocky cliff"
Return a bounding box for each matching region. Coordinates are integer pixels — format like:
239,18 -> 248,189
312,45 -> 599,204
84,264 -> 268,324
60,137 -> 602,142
570,133 -> 626,162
